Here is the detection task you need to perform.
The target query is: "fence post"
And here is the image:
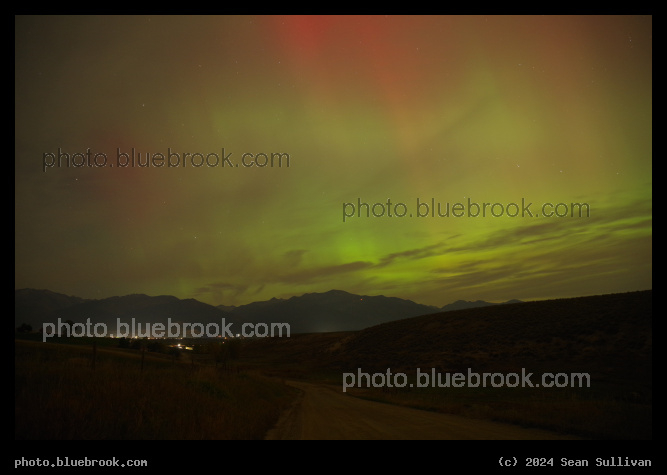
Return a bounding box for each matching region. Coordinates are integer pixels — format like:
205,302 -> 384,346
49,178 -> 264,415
91,338 -> 97,370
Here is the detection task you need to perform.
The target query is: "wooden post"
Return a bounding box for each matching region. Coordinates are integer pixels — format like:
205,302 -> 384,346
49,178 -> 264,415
141,346 -> 145,373
91,339 -> 97,370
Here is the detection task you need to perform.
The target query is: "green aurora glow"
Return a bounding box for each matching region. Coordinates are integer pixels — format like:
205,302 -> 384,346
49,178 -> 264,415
15,15 -> 651,306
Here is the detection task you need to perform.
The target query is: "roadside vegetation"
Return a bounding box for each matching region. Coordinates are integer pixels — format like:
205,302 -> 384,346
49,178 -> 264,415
15,339 -> 297,439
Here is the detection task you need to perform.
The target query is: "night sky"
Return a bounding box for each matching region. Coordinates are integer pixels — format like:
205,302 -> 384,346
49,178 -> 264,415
15,15 -> 652,307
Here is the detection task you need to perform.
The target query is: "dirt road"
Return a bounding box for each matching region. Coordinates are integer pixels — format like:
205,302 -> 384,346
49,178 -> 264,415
265,380 -> 581,440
